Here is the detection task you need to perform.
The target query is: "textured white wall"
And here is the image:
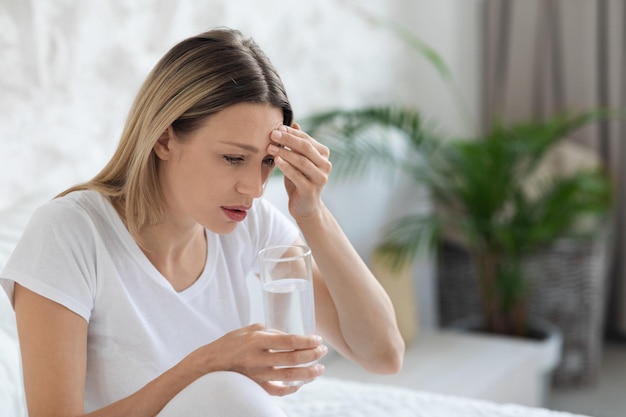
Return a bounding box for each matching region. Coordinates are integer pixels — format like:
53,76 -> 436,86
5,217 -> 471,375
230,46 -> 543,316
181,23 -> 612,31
0,0 -> 398,206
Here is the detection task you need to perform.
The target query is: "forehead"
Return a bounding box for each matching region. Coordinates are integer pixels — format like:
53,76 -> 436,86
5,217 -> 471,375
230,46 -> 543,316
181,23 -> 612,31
198,102 -> 284,142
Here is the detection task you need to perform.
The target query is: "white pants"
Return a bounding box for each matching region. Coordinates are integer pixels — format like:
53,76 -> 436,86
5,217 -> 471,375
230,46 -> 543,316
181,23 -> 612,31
157,371 -> 288,417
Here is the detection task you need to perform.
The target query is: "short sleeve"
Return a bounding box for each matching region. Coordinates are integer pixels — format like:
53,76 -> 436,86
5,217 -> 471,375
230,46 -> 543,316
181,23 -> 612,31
0,199 -> 97,321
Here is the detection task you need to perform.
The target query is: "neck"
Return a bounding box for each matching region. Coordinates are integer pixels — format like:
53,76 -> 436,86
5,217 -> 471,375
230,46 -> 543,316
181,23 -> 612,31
137,221 -> 208,292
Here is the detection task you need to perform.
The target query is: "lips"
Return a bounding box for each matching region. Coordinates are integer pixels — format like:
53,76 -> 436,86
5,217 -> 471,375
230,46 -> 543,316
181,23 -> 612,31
221,205 -> 250,222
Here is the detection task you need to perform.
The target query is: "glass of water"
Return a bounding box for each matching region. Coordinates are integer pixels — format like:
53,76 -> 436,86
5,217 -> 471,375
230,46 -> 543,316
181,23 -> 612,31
258,244 -> 316,386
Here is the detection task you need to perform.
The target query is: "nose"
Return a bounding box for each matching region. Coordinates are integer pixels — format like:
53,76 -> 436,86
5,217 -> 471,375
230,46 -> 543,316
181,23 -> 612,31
236,169 -> 265,199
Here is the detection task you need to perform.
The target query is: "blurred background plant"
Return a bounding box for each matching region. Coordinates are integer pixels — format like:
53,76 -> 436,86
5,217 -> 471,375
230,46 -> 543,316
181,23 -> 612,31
302,12 -> 614,337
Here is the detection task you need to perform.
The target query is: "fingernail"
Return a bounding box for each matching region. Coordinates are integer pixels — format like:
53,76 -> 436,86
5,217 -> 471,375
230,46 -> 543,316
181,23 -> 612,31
268,144 -> 280,154
313,335 -> 323,344
279,125 -> 287,131
316,364 -> 325,374
271,130 -> 282,140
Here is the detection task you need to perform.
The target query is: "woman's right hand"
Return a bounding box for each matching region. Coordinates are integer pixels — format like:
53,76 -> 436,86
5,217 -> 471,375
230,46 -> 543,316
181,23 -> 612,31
185,323 -> 327,396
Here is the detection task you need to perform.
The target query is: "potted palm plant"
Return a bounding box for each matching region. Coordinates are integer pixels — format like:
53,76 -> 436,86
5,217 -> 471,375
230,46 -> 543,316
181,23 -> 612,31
304,107 -> 612,339
302,8 -> 618,391
302,6 -> 613,341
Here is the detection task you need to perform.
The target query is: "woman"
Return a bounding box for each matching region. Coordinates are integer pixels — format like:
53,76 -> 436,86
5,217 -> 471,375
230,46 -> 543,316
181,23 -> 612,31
1,28 -> 404,416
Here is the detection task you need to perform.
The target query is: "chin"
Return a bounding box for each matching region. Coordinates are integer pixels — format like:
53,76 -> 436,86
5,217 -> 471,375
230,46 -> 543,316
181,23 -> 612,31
206,222 -> 238,235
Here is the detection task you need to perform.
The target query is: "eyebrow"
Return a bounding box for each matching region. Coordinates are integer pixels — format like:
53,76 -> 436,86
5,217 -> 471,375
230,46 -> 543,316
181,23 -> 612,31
219,141 -> 260,153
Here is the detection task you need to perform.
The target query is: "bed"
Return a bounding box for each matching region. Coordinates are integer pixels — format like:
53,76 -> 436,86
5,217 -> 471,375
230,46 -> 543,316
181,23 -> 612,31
275,378 -> 588,417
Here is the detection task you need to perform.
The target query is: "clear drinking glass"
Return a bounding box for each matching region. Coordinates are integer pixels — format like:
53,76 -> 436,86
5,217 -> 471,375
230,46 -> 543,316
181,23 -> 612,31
258,244 -> 316,386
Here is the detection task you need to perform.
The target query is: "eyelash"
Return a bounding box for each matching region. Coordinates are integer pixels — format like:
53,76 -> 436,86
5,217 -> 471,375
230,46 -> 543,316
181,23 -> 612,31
223,156 -> 275,167
223,156 -> 244,165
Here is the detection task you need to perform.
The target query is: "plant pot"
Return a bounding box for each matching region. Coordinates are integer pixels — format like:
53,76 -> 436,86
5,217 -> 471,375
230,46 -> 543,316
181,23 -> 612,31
438,236 -> 608,386
450,315 -> 563,405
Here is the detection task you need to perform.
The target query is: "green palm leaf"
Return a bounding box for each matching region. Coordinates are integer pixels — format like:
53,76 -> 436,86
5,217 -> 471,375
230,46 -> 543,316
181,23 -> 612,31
302,106 -> 432,180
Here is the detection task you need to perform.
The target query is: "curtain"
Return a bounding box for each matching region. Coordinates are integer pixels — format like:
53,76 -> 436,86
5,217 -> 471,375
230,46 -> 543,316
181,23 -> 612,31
483,0 -> 626,338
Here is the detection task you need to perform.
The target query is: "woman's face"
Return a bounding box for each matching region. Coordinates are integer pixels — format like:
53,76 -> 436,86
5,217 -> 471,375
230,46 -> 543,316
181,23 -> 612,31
155,102 -> 283,234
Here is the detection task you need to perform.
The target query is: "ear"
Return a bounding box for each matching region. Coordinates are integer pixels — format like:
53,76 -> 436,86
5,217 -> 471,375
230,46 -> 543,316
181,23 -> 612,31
153,126 -> 175,160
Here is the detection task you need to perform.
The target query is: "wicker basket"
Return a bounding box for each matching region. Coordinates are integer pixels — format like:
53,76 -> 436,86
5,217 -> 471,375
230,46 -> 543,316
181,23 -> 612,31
437,236 -> 609,387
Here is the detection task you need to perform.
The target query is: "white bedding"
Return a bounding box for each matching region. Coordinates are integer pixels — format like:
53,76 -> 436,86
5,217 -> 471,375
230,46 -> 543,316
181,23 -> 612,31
275,378 -> 589,417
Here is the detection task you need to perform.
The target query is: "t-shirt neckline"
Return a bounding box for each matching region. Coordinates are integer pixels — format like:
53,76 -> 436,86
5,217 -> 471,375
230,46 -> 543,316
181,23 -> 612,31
92,191 -> 217,298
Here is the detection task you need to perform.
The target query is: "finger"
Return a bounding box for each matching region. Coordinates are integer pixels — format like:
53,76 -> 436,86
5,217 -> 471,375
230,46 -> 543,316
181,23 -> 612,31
272,149 -> 330,186
275,155 -> 328,192
270,126 -> 331,166
271,363 -> 325,385
263,332 -> 323,351
290,123 -> 330,159
268,134 -> 331,186
272,141 -> 331,182
266,344 -> 328,367
261,381 -> 301,397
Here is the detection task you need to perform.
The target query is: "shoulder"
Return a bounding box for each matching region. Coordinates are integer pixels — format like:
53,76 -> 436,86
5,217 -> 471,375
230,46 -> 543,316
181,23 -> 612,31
1,191 -> 108,320
27,190 -> 108,239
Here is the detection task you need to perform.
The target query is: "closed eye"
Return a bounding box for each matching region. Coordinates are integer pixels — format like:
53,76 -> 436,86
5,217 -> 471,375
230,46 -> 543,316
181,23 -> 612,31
223,155 -> 244,166
223,155 -> 275,168
263,156 -> 275,167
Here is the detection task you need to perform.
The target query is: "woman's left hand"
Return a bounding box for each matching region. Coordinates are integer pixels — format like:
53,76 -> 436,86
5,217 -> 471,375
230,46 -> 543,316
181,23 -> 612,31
268,123 -> 332,219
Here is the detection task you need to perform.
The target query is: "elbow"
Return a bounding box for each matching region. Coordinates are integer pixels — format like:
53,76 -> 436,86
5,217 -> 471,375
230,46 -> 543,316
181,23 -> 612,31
380,339 -> 405,374
363,336 -> 405,375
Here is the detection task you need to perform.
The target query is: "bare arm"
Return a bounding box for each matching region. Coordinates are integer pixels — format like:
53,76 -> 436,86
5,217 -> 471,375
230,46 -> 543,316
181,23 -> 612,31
14,284 -> 196,417
14,284 -> 325,417
268,124 -> 405,374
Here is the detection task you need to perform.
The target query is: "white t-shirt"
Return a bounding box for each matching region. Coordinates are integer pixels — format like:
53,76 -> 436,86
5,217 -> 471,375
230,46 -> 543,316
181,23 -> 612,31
0,190 -> 299,412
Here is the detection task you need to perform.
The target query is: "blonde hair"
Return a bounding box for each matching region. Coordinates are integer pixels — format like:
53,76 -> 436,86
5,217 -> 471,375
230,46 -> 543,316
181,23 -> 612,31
60,28 -> 293,236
